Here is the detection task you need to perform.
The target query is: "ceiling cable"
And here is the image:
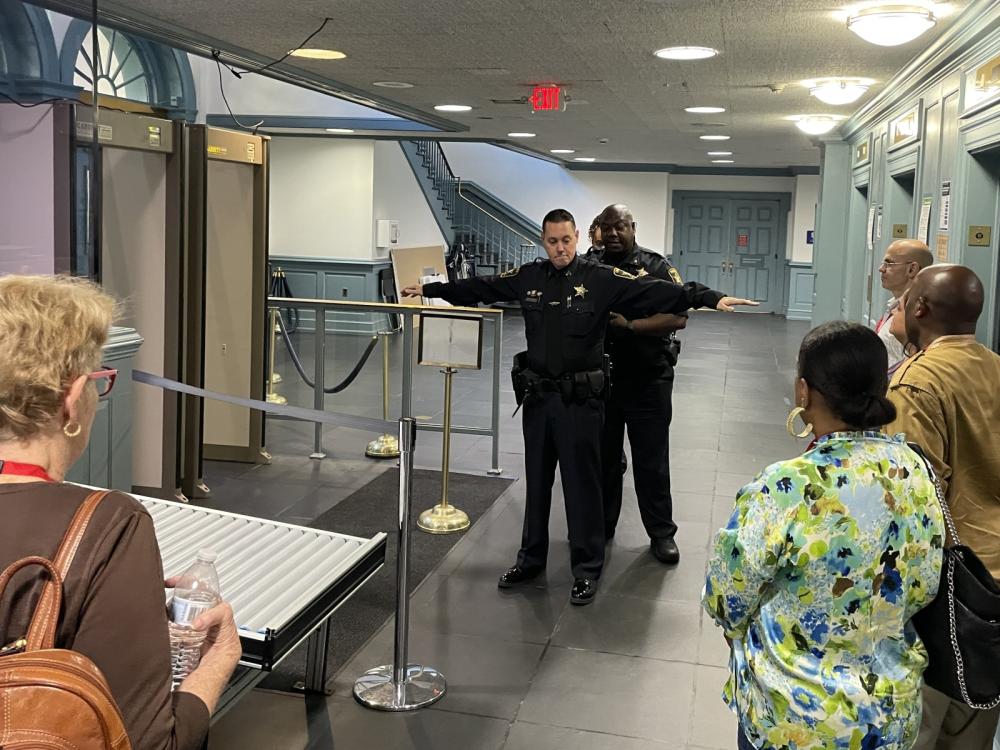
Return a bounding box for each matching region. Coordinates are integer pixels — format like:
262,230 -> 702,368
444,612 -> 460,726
213,16 -> 335,79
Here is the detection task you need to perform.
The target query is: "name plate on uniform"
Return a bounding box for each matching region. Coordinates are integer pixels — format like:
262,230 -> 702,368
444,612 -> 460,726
418,312 -> 484,369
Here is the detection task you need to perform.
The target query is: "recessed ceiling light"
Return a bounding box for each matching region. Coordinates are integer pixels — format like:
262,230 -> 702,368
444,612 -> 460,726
654,46 -> 719,60
550,149 -> 575,154
373,81 -> 414,89
325,128 -> 355,134
802,77 -> 876,105
711,159 -> 735,163
699,134 -> 731,141
846,5 -> 937,46
288,48 -> 346,60
685,106 -> 726,114
707,151 -> 733,156
434,104 -> 472,112
574,157 -> 596,162
785,114 -> 847,135
507,132 -> 536,138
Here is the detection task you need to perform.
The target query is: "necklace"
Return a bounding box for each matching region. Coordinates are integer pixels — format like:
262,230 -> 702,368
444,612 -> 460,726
0,460 -> 56,482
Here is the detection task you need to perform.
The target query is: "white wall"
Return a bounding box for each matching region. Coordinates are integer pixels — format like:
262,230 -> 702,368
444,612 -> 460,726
268,138 -> 375,259
372,141 -> 447,253
0,105 -> 55,275
442,142 -> 670,252
790,175 -> 819,263
187,54 -> 403,124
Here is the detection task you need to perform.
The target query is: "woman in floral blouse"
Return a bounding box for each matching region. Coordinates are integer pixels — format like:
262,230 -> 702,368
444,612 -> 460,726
703,321 -> 944,750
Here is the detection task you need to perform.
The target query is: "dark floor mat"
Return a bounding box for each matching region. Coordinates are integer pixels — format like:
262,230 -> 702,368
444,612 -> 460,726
256,467 -> 514,692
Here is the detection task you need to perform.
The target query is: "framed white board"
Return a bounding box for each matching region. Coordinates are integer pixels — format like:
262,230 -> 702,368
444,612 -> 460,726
418,312 -> 483,369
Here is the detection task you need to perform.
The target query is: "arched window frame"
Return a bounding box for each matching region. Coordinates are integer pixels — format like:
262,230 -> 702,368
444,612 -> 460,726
59,18 -> 196,121
0,1 -> 77,100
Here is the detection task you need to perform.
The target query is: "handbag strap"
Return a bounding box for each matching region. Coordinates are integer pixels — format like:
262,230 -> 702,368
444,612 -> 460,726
24,490 -> 111,650
906,442 -> 961,546
907,443 -> 1000,710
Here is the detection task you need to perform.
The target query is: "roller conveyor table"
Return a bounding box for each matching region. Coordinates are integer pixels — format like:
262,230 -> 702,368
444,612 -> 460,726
138,494 -> 387,713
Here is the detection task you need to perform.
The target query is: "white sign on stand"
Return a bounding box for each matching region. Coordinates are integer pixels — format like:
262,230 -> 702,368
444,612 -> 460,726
418,312 -> 483,370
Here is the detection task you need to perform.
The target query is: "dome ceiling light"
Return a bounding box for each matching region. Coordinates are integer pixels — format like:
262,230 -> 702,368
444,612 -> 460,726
786,114 -> 847,135
846,5 -> 937,46
684,106 -> 726,114
654,46 -> 719,60
803,77 -> 876,105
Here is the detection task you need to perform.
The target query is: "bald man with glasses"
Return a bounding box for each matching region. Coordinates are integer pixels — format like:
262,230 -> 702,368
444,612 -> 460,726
875,239 -> 934,371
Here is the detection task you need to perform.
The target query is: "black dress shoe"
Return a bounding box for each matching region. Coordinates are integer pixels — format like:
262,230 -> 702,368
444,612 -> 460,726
570,578 -> 598,605
497,565 -> 544,589
650,537 -> 680,565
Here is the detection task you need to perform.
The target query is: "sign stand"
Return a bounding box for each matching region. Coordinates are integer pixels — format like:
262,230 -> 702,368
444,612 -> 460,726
414,311 -> 484,534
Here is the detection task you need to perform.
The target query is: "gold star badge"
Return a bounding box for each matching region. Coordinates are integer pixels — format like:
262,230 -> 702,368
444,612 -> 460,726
574,284 -> 588,298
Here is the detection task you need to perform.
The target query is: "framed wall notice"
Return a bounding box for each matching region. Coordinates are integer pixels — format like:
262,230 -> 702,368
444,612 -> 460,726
418,312 -> 484,370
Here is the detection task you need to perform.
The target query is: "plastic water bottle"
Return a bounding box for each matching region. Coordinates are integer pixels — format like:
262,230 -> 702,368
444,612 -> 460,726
168,549 -> 221,688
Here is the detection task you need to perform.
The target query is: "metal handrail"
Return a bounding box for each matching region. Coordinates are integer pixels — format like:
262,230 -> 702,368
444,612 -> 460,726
268,296 -> 504,475
456,180 -> 538,248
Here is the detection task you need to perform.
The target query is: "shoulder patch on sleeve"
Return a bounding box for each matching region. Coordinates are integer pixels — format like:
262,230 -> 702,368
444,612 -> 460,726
668,267 -> 683,284
613,267 -> 637,280
499,266 -> 519,278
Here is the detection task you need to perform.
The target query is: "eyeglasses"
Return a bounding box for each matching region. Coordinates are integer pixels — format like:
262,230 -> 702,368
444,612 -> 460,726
88,366 -> 118,397
879,259 -> 914,269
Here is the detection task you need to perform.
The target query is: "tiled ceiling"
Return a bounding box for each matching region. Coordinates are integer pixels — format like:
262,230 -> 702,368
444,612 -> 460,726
49,0 -> 972,166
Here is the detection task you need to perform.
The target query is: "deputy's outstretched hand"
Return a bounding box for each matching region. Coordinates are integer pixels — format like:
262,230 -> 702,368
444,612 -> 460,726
716,297 -> 760,312
401,284 -> 424,298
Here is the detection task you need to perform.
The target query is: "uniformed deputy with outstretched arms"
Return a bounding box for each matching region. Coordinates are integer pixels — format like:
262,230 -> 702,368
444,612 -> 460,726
403,208 -> 756,605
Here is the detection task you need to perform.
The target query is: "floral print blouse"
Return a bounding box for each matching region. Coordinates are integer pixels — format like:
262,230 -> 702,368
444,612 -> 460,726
703,432 -> 944,750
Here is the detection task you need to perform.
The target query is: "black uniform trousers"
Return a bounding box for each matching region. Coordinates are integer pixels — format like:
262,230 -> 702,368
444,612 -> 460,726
600,376 -> 678,541
516,391 -> 606,580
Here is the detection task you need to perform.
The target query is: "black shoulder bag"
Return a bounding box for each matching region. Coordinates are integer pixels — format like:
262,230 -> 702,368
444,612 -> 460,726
909,443 -> 1000,709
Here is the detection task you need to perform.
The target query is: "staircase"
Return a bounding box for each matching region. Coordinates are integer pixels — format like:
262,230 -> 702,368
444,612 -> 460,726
400,139 -> 543,277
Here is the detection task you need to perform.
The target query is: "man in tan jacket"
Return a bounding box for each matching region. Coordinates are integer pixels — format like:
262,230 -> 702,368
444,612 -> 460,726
887,264 -> 1000,750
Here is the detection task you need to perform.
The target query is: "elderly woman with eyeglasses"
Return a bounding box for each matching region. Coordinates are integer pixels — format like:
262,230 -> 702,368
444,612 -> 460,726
0,275 -> 241,750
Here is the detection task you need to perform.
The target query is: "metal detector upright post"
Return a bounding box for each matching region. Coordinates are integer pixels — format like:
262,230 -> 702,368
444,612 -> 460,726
353,418 -> 447,710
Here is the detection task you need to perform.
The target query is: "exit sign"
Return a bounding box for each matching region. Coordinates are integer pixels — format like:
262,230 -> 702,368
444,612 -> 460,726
530,85 -> 562,112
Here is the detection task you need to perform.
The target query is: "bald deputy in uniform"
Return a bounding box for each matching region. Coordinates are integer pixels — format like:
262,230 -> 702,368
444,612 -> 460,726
875,239 -> 934,372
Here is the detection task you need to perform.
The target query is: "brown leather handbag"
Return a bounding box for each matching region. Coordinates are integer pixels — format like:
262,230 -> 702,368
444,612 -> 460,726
0,490 -> 132,749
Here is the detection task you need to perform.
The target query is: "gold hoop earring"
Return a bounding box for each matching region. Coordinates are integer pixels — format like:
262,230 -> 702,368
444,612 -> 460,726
785,407 -> 813,439
63,421 -> 82,438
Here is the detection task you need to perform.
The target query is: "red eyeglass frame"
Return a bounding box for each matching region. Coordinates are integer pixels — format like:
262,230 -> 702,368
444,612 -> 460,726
88,367 -> 118,397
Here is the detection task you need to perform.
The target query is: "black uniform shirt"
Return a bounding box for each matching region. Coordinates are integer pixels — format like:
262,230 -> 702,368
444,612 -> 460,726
422,255 -> 724,378
588,244 -> 700,382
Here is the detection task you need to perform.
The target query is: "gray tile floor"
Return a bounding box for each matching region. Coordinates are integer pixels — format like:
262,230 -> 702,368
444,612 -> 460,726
206,310 -> 809,750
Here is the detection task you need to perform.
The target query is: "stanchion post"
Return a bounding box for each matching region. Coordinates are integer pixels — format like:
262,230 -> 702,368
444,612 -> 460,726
417,368 -> 470,533
311,307 -> 327,459
266,307 -> 287,406
354,418 -> 447,711
489,313 -> 503,475
365,331 -> 401,458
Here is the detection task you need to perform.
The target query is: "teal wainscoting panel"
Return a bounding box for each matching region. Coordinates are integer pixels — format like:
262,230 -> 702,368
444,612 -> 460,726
787,262 -> 816,321
269,256 -> 393,334
65,326 -> 143,491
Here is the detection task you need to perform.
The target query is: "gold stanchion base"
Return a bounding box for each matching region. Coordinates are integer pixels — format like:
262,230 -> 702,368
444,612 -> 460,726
266,393 -> 288,405
270,372 -> 282,384
418,503 -> 470,534
366,433 -> 401,458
